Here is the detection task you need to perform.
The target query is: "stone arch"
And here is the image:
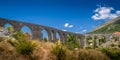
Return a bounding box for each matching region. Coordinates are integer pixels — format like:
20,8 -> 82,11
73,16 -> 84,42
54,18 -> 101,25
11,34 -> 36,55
62,32 -> 67,42
85,35 -> 93,46
57,31 -> 64,42
98,35 -> 106,45
78,35 -> 85,47
109,34 -> 118,41
51,30 -> 63,42
4,23 -> 15,32
21,25 -> 32,40
86,35 -> 92,40
0,19 -> 8,27
42,29 -> 48,41
56,32 -> 60,41
21,25 -> 32,34
41,28 -> 52,41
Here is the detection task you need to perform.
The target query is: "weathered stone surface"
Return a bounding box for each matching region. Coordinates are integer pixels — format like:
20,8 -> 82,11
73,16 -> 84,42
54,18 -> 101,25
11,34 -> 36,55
0,18 -> 84,43
1,18 -> 119,47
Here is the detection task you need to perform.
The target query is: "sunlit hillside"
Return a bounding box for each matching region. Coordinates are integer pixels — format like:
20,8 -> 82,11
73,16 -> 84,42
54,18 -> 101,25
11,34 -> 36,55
90,17 -> 120,34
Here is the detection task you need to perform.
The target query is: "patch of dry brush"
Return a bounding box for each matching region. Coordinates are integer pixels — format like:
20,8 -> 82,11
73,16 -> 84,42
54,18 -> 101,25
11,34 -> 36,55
0,39 -> 110,60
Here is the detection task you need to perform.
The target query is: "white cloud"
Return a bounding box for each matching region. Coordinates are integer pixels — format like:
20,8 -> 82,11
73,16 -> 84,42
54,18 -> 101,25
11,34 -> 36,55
92,6 -> 120,20
64,23 -> 69,27
82,29 -> 87,33
116,11 -> 120,15
64,23 -> 73,28
62,29 -> 67,31
109,14 -> 118,19
69,25 -> 73,28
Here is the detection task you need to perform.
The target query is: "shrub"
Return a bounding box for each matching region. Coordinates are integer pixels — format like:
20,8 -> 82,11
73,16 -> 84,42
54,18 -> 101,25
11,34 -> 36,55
111,36 -> 119,41
13,31 -> 25,41
43,37 -> 47,42
85,46 -> 93,49
99,37 -> 106,45
93,36 -> 97,48
63,34 -> 80,50
98,47 -> 120,60
13,31 -> 35,55
86,36 -> 92,45
6,26 -> 14,33
118,43 -> 120,48
51,41 -> 66,60
14,41 -> 35,55
110,43 -> 116,47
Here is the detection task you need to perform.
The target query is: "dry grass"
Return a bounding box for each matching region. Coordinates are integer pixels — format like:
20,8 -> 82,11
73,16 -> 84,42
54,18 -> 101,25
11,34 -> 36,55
65,49 -> 110,60
77,49 -> 110,60
0,40 -> 31,60
0,39 -> 110,60
31,40 -> 56,60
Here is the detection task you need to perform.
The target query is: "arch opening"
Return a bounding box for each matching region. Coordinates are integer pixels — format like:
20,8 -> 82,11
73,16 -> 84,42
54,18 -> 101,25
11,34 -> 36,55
56,32 -> 60,41
21,26 -> 32,40
42,29 -> 48,41
4,23 -> 14,31
86,36 -> 93,46
99,36 -> 106,45
4,23 -> 14,32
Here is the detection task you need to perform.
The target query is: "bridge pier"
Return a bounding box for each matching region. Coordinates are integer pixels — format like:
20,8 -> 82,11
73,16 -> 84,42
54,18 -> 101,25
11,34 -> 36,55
63,32 -> 67,42
51,30 -> 56,42
58,31 -> 64,42
32,27 -> 43,40
46,29 -> 52,41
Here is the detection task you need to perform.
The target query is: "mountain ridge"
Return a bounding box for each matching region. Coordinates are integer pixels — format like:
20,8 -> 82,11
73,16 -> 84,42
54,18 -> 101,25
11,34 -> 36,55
90,16 -> 120,34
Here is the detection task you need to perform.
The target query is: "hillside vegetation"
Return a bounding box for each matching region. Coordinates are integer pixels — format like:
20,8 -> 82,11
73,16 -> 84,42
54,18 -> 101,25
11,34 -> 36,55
90,17 -> 120,34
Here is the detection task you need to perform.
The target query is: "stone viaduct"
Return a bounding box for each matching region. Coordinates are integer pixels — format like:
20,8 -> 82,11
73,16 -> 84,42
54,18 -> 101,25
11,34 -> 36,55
0,18 -> 85,46
0,18 -> 120,47
84,34 -> 120,47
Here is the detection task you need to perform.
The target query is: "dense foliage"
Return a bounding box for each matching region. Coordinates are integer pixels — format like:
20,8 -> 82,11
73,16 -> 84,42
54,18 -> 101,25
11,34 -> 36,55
13,31 -> 35,55
98,47 -> 120,60
63,34 -> 80,50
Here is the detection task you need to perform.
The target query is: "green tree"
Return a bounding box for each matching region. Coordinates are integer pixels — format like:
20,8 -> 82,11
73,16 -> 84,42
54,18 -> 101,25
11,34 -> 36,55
63,34 -> 80,50
93,36 -> 97,48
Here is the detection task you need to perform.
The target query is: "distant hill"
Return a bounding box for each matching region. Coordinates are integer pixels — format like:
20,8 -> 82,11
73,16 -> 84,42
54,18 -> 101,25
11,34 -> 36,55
89,17 -> 120,34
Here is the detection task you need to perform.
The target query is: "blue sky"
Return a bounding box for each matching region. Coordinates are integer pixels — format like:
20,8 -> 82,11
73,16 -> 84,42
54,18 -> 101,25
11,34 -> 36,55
0,0 -> 120,34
